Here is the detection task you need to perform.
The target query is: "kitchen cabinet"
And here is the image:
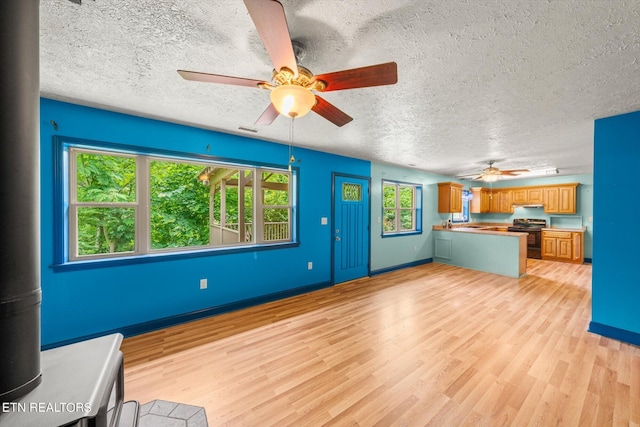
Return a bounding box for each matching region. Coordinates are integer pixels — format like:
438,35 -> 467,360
468,183 -> 578,214
527,188 -> 544,204
490,190 -> 513,213
499,190 -> 513,213
470,187 -> 491,213
544,185 -> 577,214
438,182 -> 464,213
512,187 -> 543,206
544,187 -> 559,212
490,190 -> 500,213
542,229 -> 584,263
559,186 -> 576,213
572,232 -> 583,262
512,188 -> 527,205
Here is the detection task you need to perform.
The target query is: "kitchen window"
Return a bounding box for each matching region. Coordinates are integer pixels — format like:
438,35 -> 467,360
382,180 -> 422,236
55,137 -> 297,267
452,190 -> 471,223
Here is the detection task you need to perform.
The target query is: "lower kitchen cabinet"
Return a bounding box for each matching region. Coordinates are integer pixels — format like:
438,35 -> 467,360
542,230 -> 584,263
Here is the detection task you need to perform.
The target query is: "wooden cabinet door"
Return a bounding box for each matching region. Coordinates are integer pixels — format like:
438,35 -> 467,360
557,238 -> 573,259
438,182 -> 463,213
481,191 -> 491,213
470,188 -> 482,213
451,185 -> 463,212
572,232 -> 583,262
544,187 -> 559,213
542,237 -> 557,258
558,186 -> 576,213
471,188 -> 491,213
512,189 -> 527,204
527,188 -> 544,204
490,191 -> 500,213
499,190 -> 513,213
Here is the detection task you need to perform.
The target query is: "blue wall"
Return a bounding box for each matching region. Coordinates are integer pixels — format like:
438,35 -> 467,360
39,98 -> 370,347
590,110 -> 640,344
465,174 -> 594,259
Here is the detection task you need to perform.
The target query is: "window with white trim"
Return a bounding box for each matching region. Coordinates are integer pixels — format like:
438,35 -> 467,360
64,143 -> 295,262
382,180 -> 422,236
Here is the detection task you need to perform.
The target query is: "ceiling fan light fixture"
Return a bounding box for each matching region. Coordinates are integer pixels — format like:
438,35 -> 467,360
482,174 -> 499,182
270,85 -> 315,118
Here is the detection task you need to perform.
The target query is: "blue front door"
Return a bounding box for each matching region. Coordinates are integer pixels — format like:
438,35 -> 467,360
333,174 -> 369,284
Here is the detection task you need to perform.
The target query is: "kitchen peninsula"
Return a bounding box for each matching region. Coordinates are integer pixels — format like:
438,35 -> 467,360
432,225 -> 527,278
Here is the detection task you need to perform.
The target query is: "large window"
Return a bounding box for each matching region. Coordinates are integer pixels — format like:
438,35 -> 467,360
382,180 -> 422,236
60,140 -> 295,264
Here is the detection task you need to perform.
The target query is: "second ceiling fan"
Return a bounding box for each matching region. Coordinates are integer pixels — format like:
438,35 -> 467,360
473,160 -> 529,182
178,0 -> 398,127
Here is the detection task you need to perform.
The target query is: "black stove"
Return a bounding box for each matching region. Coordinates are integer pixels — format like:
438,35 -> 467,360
508,218 -> 546,259
508,218 -> 547,231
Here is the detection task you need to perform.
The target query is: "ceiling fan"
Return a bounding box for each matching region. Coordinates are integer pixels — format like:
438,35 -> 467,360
177,0 -> 398,127
468,160 -> 530,182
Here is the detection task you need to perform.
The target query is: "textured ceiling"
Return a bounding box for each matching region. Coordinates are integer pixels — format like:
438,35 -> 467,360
40,0 -> 640,178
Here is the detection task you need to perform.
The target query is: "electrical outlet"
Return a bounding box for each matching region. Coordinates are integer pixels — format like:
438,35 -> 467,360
199,278 -> 207,290
307,262 -> 313,270
321,217 -> 328,225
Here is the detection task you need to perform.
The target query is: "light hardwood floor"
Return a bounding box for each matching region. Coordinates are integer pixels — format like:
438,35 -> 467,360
122,260 -> 640,426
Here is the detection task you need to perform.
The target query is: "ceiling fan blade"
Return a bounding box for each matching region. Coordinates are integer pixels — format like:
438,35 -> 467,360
243,0 -> 298,75
254,103 -> 279,126
177,70 -> 266,88
500,169 -> 530,174
312,95 -> 353,127
313,62 -> 398,92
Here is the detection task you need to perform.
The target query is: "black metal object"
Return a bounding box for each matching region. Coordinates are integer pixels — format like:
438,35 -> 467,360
0,0 -> 42,402
0,334 -> 140,427
508,218 -> 546,259
508,218 -> 547,229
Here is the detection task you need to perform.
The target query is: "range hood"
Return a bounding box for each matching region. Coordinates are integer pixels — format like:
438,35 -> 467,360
512,203 -> 544,208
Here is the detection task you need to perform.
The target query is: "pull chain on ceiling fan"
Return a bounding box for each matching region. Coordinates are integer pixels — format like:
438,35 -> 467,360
177,0 -> 398,127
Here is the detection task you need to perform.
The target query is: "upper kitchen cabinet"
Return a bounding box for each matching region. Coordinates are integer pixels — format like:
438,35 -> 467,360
470,183 -> 578,214
470,187 -> 491,213
544,184 -> 578,214
487,189 -> 513,213
512,188 -> 527,205
527,187 -> 544,204
438,182 -> 464,213
498,189 -> 513,213
511,186 -> 544,204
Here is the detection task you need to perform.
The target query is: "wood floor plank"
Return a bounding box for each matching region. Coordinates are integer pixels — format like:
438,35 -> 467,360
122,260 -> 640,425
